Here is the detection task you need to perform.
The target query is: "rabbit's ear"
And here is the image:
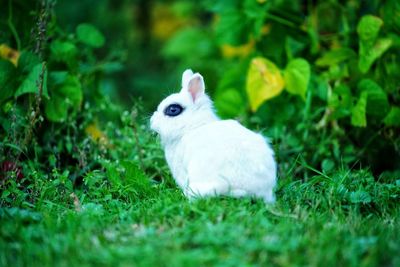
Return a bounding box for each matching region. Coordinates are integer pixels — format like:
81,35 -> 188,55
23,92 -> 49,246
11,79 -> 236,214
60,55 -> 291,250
187,73 -> 205,102
182,69 -> 194,88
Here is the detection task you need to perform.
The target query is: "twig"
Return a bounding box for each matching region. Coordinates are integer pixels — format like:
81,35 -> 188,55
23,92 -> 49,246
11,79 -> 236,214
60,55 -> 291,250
23,0 -> 50,147
264,207 -> 299,219
34,0 -> 49,60
69,192 -> 82,212
265,13 -> 299,29
23,62 -> 46,146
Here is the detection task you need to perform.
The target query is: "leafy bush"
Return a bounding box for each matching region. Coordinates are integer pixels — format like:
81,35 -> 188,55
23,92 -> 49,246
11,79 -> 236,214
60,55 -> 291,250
0,1 -> 131,202
160,0 -> 400,175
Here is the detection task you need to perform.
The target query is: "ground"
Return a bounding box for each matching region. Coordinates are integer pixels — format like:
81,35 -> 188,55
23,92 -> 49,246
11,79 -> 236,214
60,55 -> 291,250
1,168 -> 399,266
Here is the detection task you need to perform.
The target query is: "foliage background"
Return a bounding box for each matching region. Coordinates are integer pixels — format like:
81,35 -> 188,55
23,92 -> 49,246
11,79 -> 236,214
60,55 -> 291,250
0,0 -> 399,266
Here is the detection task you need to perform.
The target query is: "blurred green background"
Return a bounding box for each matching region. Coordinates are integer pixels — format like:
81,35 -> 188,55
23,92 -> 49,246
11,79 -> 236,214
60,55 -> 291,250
56,0 -> 222,109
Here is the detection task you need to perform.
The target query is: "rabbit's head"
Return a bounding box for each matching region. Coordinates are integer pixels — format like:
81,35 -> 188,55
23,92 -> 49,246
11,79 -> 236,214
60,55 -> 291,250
150,69 -> 218,145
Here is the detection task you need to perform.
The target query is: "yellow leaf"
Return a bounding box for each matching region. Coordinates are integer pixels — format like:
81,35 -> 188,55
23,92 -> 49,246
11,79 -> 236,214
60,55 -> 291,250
85,123 -> 108,145
0,44 -> 20,66
221,39 -> 255,58
246,57 -> 285,111
260,24 -> 271,36
151,3 -> 190,40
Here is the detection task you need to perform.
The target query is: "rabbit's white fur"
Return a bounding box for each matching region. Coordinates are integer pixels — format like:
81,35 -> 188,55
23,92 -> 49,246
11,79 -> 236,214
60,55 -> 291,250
150,69 -> 277,203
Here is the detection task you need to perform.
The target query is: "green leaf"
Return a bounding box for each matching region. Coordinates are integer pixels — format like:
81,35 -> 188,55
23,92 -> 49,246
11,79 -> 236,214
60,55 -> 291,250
103,162 -> 121,187
14,63 -> 48,98
351,91 -> 368,127
357,14 -> 392,73
121,161 -> 148,184
357,79 -> 389,118
163,28 -> 214,59
359,38 -> 392,73
351,79 -> 390,127
50,40 -> 78,65
56,75 -> 83,108
214,89 -> 245,118
246,57 -> 285,111
0,60 -> 17,103
243,0 -> 269,38
120,160 -> 153,196
357,15 -> 383,42
0,59 -> 15,84
328,84 -> 353,120
44,73 -> 82,122
49,71 -> 69,85
315,48 -> 356,67
45,95 -> 69,123
215,10 -> 248,45
283,58 -> 310,99
17,51 -> 40,73
312,74 -> 329,101
76,23 -> 105,48
384,106 -> 400,127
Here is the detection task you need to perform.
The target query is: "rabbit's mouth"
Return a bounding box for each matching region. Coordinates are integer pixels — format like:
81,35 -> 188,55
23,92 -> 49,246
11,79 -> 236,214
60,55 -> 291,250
150,111 -> 166,136
149,113 -> 158,133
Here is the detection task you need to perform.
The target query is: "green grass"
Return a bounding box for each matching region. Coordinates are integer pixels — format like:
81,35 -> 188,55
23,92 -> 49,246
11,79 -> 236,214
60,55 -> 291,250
1,166 -> 399,267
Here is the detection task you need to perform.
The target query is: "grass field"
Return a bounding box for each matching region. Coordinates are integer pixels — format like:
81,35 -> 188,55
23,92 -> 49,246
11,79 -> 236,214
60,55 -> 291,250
1,164 -> 399,266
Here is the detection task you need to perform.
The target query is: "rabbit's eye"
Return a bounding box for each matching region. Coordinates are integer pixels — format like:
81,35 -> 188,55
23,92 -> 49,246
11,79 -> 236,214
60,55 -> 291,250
164,104 -> 184,117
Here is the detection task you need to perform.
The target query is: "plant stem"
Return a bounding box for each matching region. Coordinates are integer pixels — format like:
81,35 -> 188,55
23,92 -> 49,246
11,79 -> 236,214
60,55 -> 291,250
23,62 -> 46,147
8,0 -> 21,50
265,13 -> 298,29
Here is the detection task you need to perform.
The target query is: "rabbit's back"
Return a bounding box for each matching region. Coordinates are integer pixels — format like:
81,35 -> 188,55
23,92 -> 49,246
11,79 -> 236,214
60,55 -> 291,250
172,119 -> 276,201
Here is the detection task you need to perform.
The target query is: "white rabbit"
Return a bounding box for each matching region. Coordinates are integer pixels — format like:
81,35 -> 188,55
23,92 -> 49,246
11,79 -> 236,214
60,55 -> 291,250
150,69 -> 277,203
